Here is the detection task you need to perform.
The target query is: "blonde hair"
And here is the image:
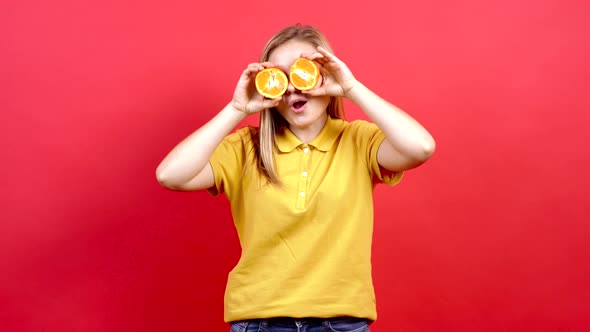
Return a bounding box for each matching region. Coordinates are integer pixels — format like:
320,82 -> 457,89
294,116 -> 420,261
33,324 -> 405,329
253,24 -> 345,184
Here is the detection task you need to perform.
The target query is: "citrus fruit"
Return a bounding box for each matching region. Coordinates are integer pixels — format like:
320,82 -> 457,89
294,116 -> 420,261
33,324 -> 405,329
289,58 -> 320,91
255,67 -> 288,99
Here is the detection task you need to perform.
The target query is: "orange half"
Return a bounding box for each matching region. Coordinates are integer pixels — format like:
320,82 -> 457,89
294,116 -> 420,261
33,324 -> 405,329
255,67 -> 288,99
289,58 -> 320,91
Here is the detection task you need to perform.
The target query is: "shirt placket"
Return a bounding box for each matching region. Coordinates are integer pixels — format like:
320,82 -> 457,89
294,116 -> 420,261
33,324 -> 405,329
296,144 -> 311,210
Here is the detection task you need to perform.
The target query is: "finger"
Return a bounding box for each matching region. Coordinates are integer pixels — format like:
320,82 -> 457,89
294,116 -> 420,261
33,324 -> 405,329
252,62 -> 265,70
316,46 -> 334,57
300,52 -> 324,61
261,98 -> 280,109
245,63 -> 264,76
246,96 -> 265,114
260,61 -> 277,68
316,46 -> 343,63
302,87 -> 327,97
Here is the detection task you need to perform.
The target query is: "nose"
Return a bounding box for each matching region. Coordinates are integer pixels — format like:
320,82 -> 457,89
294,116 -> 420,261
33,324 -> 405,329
286,80 -> 300,95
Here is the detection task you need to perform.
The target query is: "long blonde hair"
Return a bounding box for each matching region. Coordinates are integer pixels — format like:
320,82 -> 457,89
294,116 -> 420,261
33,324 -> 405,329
253,24 -> 345,184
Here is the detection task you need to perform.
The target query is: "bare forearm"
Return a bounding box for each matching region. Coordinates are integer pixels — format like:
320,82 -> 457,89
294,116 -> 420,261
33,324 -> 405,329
156,103 -> 247,186
346,81 -> 435,162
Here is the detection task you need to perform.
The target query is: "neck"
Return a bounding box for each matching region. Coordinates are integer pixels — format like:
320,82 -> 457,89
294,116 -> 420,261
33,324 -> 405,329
289,114 -> 328,143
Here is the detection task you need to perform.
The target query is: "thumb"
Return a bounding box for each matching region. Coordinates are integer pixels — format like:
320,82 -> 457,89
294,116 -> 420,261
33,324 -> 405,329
261,98 -> 280,110
303,87 -> 328,97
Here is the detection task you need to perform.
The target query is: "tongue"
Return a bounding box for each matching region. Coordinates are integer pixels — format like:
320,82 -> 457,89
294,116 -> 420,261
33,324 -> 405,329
293,101 -> 306,109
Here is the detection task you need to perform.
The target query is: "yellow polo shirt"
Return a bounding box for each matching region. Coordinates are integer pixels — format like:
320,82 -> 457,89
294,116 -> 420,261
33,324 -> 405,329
208,116 -> 403,322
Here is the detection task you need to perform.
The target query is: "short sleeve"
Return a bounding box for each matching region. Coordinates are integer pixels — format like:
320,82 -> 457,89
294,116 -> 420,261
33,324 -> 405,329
351,120 -> 403,187
207,127 -> 252,198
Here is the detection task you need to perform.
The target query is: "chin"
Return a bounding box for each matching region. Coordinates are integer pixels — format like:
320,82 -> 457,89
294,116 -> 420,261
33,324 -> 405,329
288,118 -> 313,129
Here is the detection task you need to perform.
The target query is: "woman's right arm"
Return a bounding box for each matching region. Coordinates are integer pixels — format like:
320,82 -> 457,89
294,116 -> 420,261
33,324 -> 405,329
156,104 -> 246,191
155,62 -> 279,191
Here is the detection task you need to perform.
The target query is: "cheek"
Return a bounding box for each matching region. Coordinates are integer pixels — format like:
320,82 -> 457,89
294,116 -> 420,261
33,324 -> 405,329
276,100 -> 289,113
274,103 -> 290,118
310,96 -> 330,110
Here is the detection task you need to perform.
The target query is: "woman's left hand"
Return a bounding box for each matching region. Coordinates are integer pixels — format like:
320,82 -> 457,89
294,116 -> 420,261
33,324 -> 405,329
301,46 -> 358,98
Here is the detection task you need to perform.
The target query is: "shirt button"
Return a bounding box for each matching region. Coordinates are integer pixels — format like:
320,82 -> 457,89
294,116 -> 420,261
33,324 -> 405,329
299,192 -> 305,197
303,147 -> 309,153
301,171 -> 308,177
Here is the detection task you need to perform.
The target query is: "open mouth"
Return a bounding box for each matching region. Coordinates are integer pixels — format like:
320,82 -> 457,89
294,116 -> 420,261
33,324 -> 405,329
292,100 -> 307,110
290,98 -> 307,113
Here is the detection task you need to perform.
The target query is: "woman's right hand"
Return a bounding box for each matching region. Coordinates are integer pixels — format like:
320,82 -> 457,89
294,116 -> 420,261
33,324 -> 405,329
231,62 -> 281,115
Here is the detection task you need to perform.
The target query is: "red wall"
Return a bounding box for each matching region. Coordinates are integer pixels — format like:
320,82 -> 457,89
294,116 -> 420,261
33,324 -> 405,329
2,0 -> 589,331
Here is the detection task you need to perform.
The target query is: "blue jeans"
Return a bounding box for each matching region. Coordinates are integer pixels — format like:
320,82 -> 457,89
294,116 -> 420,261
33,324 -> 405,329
229,317 -> 370,332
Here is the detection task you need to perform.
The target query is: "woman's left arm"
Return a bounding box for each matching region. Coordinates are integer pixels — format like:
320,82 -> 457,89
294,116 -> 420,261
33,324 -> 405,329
304,46 -> 436,172
346,80 -> 436,171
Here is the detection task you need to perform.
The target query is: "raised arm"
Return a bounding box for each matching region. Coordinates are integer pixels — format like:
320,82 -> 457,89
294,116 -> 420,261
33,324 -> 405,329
303,46 -> 435,172
346,81 -> 436,171
156,62 -> 280,191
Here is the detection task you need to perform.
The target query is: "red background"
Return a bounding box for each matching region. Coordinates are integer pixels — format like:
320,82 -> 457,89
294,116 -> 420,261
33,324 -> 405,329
2,0 -> 589,331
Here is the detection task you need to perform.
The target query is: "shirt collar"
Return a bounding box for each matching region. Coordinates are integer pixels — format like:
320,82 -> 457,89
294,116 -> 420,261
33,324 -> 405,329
276,116 -> 345,152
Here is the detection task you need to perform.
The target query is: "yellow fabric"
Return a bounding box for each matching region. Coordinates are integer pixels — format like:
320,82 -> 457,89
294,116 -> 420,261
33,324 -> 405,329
208,116 -> 403,322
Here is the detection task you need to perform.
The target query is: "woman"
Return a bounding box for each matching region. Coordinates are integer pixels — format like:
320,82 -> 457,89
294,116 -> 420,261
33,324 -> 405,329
156,24 -> 435,332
